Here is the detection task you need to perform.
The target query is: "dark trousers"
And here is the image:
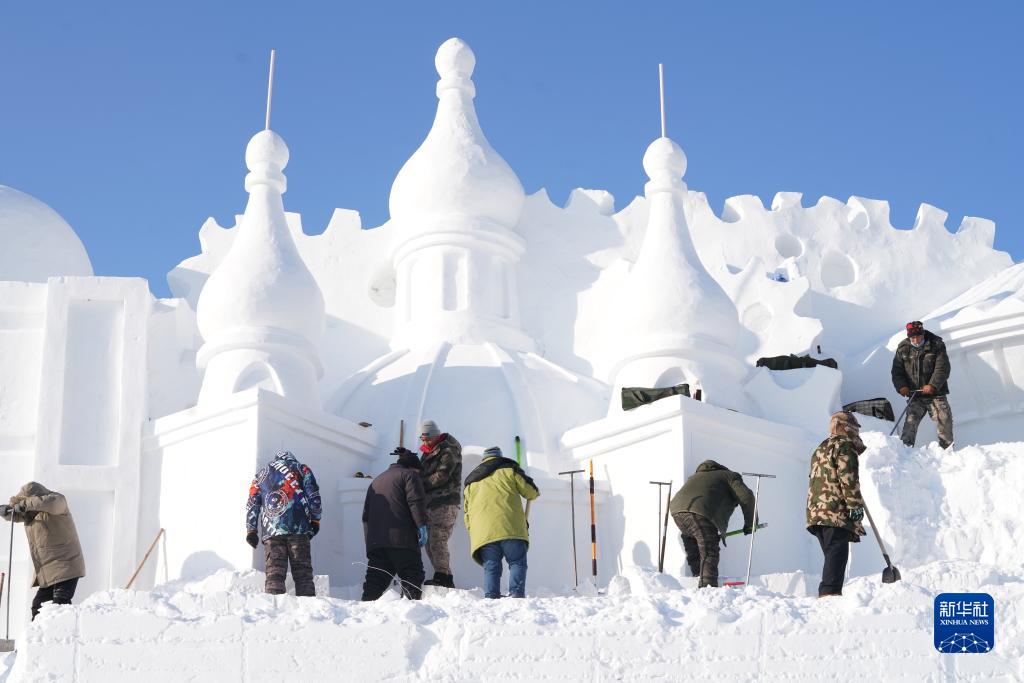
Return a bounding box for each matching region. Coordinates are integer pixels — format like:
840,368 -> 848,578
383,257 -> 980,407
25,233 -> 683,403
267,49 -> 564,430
361,547 -> 425,601
31,577 -> 79,620
264,534 -> 315,596
673,511 -> 721,587
810,525 -> 854,596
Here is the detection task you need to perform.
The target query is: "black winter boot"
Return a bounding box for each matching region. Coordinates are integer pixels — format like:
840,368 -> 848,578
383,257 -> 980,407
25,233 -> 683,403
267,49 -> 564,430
440,573 -> 455,589
424,574 -> 444,587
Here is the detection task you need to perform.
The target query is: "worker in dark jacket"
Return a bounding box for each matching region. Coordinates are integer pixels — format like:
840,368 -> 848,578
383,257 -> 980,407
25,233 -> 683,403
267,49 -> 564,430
1,482 -> 86,619
418,419 -> 462,589
669,461 -> 755,588
891,320 -> 954,448
361,447 -> 428,600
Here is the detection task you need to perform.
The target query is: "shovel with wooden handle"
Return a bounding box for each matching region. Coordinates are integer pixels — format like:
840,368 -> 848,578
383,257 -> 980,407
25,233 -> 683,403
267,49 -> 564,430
863,503 -> 902,583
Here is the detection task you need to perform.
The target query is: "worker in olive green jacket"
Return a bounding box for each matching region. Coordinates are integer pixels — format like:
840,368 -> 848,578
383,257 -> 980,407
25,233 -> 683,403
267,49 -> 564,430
463,446 -> 539,598
669,460 -> 755,587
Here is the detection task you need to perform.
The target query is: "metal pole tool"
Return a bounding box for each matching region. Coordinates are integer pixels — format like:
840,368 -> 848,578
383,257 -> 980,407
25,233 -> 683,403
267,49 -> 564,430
741,472 -> 776,587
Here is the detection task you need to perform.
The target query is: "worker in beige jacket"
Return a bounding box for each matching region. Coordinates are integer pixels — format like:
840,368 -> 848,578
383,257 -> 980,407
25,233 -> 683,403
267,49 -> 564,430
1,482 -> 85,619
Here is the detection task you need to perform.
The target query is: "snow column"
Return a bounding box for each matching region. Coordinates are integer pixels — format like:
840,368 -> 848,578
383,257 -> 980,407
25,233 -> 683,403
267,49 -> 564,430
195,129 -> 326,409
607,137 -> 746,411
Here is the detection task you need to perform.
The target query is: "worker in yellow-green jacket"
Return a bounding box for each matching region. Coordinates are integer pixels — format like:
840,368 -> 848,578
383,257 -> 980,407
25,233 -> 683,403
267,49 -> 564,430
463,446 -> 539,598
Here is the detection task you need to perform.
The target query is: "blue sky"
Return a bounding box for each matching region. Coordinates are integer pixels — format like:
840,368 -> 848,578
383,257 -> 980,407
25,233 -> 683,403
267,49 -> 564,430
2,2 -> 1021,297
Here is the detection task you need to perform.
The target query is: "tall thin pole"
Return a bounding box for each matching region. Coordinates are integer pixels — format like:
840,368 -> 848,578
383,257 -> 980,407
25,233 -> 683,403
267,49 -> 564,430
5,514 -> 13,640
559,469 -> 584,590
659,479 -> 672,573
589,460 -> 597,587
265,49 -> 277,130
658,63 -> 666,138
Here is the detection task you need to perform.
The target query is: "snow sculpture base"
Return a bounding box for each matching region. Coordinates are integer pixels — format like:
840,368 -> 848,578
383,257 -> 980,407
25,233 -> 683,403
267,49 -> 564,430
563,395 -> 818,579
142,388 -> 378,587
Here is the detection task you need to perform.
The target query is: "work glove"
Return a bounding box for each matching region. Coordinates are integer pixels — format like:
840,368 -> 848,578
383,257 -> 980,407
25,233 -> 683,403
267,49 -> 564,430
743,526 -> 753,535
898,387 -> 911,398
418,525 -> 428,548
0,504 -> 10,518
245,531 -> 259,548
13,503 -> 26,514
921,384 -> 934,395
848,507 -> 865,523
310,521 -> 320,537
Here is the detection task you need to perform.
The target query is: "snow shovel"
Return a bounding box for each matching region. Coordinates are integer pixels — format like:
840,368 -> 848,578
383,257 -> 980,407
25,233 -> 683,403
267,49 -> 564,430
863,503 -> 901,584
1,512 -> 14,652
889,392 -> 919,437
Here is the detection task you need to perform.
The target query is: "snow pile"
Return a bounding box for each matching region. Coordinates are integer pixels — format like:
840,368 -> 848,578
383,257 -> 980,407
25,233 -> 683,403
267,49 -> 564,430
8,564 -> 1022,682
858,431 -> 1024,574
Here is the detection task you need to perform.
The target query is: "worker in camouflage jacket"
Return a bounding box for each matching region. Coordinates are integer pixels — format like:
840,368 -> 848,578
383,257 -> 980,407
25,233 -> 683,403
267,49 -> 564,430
668,460 -> 756,588
806,411 -> 867,597
418,419 -> 462,589
891,320 -> 954,448
246,450 -> 322,596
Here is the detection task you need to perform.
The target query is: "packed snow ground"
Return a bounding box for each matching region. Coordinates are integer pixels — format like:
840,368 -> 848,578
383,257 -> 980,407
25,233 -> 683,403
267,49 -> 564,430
4,432 -> 1022,682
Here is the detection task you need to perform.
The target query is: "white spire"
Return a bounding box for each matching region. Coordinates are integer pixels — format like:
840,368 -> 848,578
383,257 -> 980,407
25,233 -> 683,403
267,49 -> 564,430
195,129 -> 326,408
385,38 -> 532,351
389,38 -> 526,238
606,135 -> 744,410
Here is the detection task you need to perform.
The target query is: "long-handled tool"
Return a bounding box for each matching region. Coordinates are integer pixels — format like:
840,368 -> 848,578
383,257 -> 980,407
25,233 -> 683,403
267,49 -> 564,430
725,522 -> 767,538
589,460 -> 597,588
741,472 -> 775,586
889,392 -> 919,437
649,481 -> 672,572
1,512 -> 14,652
659,480 -> 672,573
399,419 -> 405,448
863,503 -> 902,583
125,528 -> 166,590
515,435 -> 522,466
559,469 -> 585,590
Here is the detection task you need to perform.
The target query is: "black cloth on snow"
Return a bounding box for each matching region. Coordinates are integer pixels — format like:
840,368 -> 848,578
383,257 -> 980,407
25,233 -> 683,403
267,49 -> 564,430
621,384 -> 690,411
755,355 -> 838,371
361,547 -> 425,601
362,462 -> 427,551
843,397 -> 896,422
463,456 -> 538,491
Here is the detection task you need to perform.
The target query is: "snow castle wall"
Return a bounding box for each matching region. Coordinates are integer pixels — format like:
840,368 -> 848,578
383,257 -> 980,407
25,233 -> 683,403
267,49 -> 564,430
0,276 -> 150,644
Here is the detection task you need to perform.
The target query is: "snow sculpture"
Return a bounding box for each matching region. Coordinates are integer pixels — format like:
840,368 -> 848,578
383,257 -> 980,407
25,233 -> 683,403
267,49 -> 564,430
387,37 -> 530,351
195,129 -> 326,409
604,136 -> 746,411
330,38 -> 606,472
0,185 -> 92,282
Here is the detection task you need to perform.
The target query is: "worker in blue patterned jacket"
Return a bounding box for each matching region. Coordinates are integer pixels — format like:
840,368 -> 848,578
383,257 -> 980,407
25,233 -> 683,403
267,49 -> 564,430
245,450 -> 322,596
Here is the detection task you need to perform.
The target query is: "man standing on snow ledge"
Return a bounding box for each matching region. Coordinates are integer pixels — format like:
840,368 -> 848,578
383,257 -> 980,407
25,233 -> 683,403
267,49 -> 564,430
806,411 -> 867,597
418,419 -> 462,589
891,320 -> 954,449
1,482 -> 85,619
245,451 -> 322,597
668,461 -> 756,588
361,447 -> 428,600
463,446 -> 539,599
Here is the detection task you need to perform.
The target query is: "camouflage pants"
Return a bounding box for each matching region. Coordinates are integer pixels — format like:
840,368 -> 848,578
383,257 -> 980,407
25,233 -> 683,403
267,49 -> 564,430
425,504 -> 458,575
673,511 -> 721,588
264,534 -> 315,596
901,395 -> 954,448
